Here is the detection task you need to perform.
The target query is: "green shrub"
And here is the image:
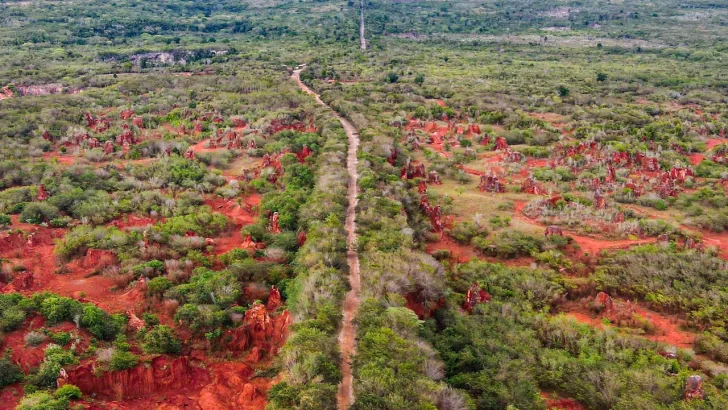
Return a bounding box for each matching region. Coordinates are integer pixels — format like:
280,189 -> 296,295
20,202 -> 60,224
39,296 -> 82,324
48,331 -> 71,346
79,304 -> 125,341
0,353 -> 24,388
109,349 -> 139,371
695,333 -> 728,363
450,221 -> 486,245
142,313 -> 160,327
146,277 -> 172,296
16,391 -> 69,410
54,384 -> 82,400
473,230 -> 547,259
143,325 -> 181,354
0,305 -> 26,331
131,260 -> 165,278
29,343 -> 77,388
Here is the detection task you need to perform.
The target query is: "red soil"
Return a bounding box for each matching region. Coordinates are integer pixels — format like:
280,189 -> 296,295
512,201 -> 652,256
681,226 -> 728,260
0,384 -> 22,410
688,153 -> 704,166
66,355 -> 210,406
42,152 -> 76,165
59,302 -> 290,410
204,194 -> 259,229
106,214 -> 158,229
435,99 -> 446,107
0,218 -> 144,314
1,316 -> 48,372
526,158 -> 550,168
189,138 -> 228,154
460,165 -> 485,176
425,234 -> 477,263
197,361 -> 269,410
706,138 -> 726,150
564,300 -> 695,349
540,392 -> 585,410
163,123 -> 185,136
405,292 -> 445,319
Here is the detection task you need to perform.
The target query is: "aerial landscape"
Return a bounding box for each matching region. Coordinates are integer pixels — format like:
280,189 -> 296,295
1,0 -> 728,409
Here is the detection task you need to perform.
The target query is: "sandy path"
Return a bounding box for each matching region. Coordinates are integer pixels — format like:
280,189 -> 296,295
359,0 -> 366,50
292,69 -> 361,409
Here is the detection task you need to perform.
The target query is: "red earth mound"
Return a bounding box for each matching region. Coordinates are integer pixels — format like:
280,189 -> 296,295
63,355 -> 210,403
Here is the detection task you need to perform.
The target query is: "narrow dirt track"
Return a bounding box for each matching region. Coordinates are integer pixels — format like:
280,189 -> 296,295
292,69 -> 361,409
359,0 -> 366,50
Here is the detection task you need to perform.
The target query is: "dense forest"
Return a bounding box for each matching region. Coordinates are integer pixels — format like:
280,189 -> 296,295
1,0 -> 728,409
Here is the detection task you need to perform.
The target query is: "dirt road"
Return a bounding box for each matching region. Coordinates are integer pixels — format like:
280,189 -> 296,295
292,69 -> 361,409
359,0 -> 366,50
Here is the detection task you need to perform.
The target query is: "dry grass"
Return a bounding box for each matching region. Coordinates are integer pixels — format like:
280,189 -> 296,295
428,179 -> 542,236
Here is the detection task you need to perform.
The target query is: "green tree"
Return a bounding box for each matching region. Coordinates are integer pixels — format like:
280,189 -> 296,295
0,353 -> 24,388
143,325 -> 182,354
54,384 -> 82,400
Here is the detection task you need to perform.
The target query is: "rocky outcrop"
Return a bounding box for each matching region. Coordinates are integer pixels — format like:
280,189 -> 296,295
198,362 -> 265,410
224,305 -> 290,359
81,249 -> 117,270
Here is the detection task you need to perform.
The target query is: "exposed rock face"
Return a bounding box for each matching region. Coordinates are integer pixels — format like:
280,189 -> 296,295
81,249 -> 117,270
224,306 -> 290,359
594,292 -> 614,314
0,86 -> 14,99
132,116 -> 144,128
63,356 -> 210,401
198,362 -> 265,410
266,287 -> 282,311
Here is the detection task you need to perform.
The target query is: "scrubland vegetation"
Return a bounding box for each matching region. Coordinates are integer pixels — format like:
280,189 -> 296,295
2,0 -> 728,409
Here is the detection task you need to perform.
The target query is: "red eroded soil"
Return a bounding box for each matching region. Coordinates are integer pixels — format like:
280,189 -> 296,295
66,355 -> 210,406
706,138 -> 726,150
680,225 -> 728,260
526,158 -> 550,168
61,302 -> 290,409
566,234 -> 653,257
688,153 -> 705,166
425,234 -> 477,262
106,214 -> 158,229
197,361 -> 269,410
163,123 -> 185,136
405,292 -> 445,319
460,165 -> 485,176
563,300 -> 695,349
0,217 -> 145,314
1,316 -> 48,372
0,384 -> 23,410
42,152 -> 76,165
435,99 -> 446,107
540,392 -> 585,410
512,201 -> 652,256
204,194 -> 260,228
189,138 -> 227,154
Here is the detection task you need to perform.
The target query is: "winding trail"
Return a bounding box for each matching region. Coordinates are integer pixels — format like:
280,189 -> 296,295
292,69 -> 361,409
359,0 -> 366,50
